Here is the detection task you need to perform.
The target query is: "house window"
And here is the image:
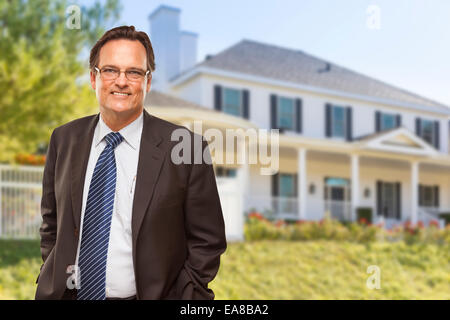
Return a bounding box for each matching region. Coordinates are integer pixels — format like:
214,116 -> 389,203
419,185 -> 438,207
279,174 -> 296,197
331,105 -> 346,138
223,88 -> 242,116
421,119 -> 434,145
381,113 -> 396,131
324,177 -> 350,201
278,97 -> 295,130
215,166 -> 237,178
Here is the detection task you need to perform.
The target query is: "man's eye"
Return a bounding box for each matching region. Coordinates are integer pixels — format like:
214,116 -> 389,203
128,70 -> 141,75
103,68 -> 117,73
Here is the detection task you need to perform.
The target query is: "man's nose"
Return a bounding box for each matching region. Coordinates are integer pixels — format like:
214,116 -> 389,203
114,71 -> 128,86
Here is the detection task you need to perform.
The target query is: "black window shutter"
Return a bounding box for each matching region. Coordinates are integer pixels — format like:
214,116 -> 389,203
434,121 -> 440,150
395,182 -> 401,219
214,85 -> 222,111
325,103 -> 332,137
242,90 -> 249,119
418,185 -> 423,206
376,181 -> 382,216
346,106 -> 353,141
415,118 -> 422,137
434,185 -> 439,207
270,94 -> 278,129
293,174 -> 298,198
271,173 -> 279,196
295,98 -> 302,133
396,114 -> 402,128
375,111 -> 381,132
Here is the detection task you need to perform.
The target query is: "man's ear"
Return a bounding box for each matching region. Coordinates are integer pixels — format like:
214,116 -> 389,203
90,70 -> 97,90
146,74 -> 152,92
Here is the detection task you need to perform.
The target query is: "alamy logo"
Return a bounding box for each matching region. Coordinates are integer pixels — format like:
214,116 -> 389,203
366,5 -> 381,30
170,121 -> 280,175
66,5 -> 81,30
66,264 -> 80,290
366,265 -> 381,289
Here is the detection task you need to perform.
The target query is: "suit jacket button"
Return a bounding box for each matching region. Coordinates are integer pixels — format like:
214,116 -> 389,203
74,228 -> 79,237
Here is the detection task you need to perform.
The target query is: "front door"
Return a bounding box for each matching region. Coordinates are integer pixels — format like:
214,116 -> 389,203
324,177 -> 351,221
377,181 -> 401,219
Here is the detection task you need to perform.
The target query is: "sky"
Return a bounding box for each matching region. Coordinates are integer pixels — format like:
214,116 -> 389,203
81,0 -> 450,106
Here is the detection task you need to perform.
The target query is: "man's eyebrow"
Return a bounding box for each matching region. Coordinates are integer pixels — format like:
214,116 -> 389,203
100,64 -> 145,70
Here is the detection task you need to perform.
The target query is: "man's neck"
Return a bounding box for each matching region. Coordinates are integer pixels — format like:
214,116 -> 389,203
100,108 -> 143,132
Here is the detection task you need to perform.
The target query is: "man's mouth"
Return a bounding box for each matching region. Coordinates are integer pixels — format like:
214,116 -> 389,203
111,91 -> 131,96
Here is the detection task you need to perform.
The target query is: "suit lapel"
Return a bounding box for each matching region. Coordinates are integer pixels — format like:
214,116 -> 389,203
131,110 -> 165,248
71,114 -> 99,231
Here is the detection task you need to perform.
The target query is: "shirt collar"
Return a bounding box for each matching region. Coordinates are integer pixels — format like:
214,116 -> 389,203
94,112 -> 143,150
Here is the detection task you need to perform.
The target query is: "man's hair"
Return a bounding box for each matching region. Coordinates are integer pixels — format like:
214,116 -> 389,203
89,25 -> 155,72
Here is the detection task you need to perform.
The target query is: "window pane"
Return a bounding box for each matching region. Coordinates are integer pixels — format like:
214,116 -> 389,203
279,174 -> 295,197
223,88 -> 241,116
423,186 -> 434,207
278,97 -> 294,129
332,106 -> 345,137
422,120 -> 433,145
381,113 -> 395,130
325,178 -> 349,186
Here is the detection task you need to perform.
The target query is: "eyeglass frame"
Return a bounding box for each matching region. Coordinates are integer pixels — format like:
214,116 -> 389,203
94,66 -> 150,81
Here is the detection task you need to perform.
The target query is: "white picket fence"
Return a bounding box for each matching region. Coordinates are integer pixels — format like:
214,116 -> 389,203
0,164 -> 44,239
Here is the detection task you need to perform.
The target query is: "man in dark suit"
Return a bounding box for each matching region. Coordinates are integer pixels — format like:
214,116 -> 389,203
35,26 -> 227,300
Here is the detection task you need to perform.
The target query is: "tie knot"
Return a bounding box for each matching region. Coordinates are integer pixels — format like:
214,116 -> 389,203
105,132 -> 124,149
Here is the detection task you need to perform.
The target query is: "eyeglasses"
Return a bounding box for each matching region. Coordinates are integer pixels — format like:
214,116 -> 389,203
94,66 -> 150,81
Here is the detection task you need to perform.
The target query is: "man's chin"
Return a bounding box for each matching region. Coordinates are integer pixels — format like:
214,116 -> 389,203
104,104 -> 136,115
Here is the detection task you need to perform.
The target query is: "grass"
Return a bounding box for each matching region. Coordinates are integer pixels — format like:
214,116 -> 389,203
0,239 -> 449,299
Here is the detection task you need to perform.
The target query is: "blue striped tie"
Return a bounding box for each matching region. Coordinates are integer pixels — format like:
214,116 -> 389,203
77,132 -> 124,300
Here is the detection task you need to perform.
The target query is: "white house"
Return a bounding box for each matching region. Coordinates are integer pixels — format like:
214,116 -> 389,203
145,5 -> 450,241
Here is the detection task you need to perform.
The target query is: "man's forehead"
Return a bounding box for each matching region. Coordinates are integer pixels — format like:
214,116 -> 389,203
98,39 -> 147,68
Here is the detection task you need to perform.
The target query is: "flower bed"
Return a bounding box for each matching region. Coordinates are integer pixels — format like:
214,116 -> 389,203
244,211 -> 450,245
14,153 -> 46,166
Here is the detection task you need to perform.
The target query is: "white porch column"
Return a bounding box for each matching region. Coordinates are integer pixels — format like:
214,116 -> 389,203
181,120 -> 192,131
351,154 -> 360,222
411,161 -> 419,225
238,140 -> 250,196
297,148 -> 307,220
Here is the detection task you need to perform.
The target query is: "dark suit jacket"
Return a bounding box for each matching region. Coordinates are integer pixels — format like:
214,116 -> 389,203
35,109 -> 227,300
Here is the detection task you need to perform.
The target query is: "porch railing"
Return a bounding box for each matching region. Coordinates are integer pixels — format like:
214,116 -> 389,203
245,195 -> 299,220
0,164 -> 44,239
418,206 -> 446,228
324,200 -> 352,222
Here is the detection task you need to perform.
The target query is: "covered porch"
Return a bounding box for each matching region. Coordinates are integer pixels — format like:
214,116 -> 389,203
244,127 -> 450,227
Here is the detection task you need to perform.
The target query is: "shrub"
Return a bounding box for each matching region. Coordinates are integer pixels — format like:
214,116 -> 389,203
244,211 -> 449,245
357,207 -> 373,224
14,153 -> 46,166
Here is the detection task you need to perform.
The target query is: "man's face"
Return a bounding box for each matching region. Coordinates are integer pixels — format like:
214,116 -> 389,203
90,39 -> 151,117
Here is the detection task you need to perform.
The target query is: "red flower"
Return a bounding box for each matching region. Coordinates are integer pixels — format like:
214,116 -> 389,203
274,220 -> 285,228
358,217 -> 368,225
429,220 -> 439,228
248,212 -> 264,221
417,221 -> 424,229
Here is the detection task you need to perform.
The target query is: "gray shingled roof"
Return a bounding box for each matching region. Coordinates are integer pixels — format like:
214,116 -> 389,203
182,39 -> 449,114
144,90 -> 215,112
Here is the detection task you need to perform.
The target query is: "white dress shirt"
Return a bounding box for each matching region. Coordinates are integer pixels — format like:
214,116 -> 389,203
75,112 -> 143,298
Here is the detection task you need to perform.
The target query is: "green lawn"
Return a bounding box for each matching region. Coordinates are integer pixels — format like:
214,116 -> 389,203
0,239 -> 449,299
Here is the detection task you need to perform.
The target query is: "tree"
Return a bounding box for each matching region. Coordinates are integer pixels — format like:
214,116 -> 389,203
0,0 -> 121,162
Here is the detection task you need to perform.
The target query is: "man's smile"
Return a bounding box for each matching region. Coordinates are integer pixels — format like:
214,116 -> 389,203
111,91 -> 132,98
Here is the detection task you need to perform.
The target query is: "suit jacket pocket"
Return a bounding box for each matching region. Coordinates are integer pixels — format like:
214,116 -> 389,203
163,267 -> 193,300
35,264 -> 44,284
